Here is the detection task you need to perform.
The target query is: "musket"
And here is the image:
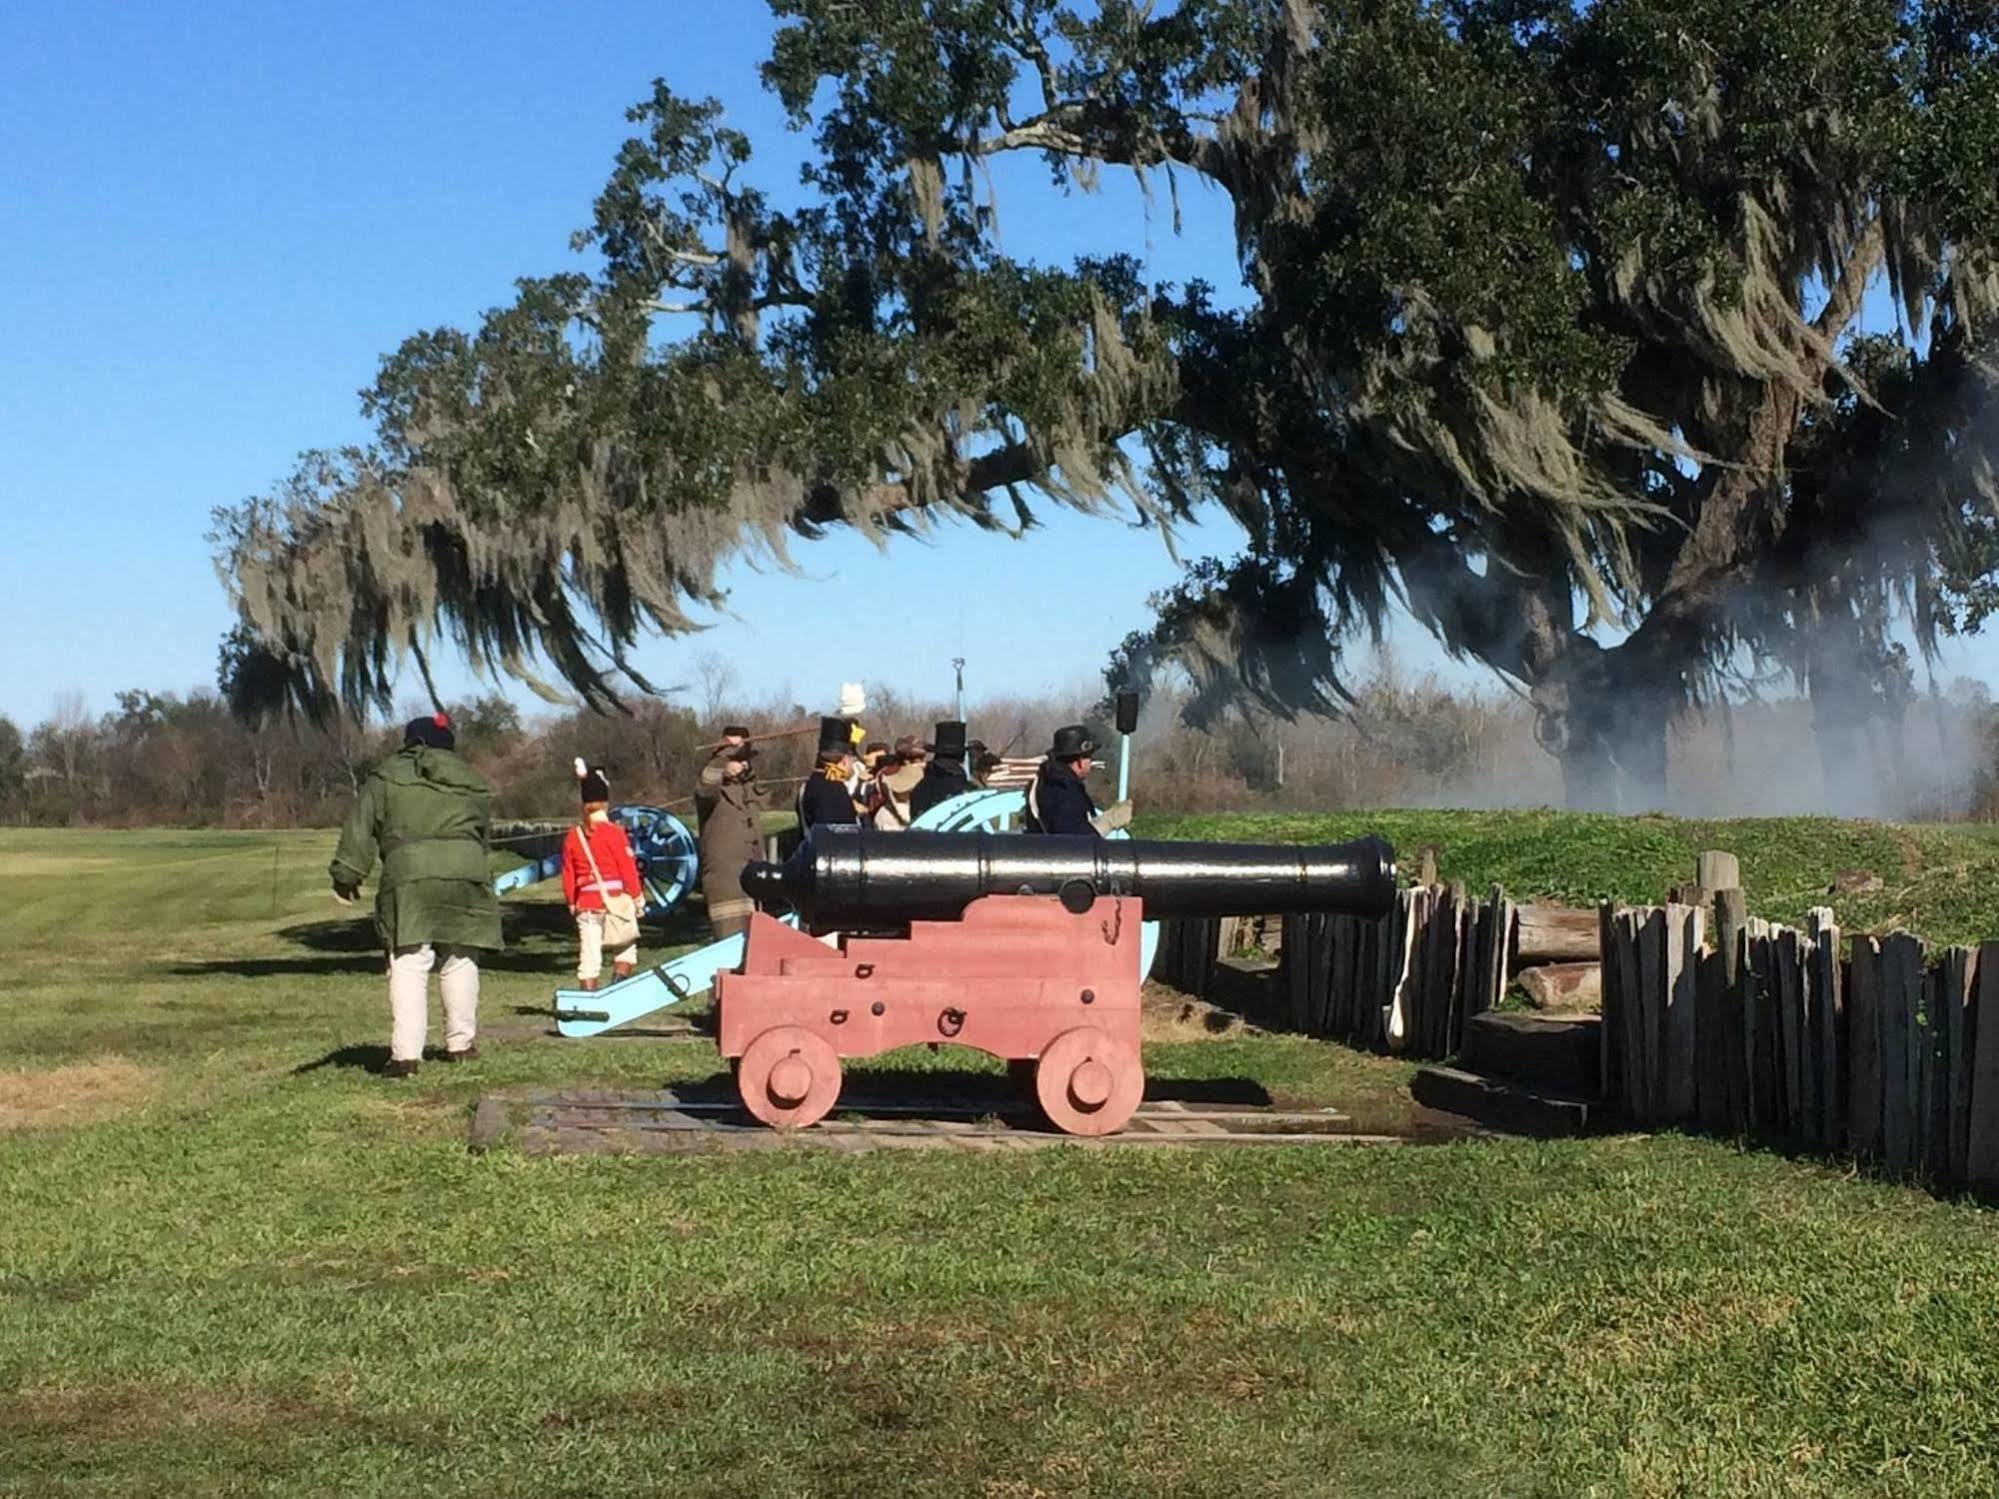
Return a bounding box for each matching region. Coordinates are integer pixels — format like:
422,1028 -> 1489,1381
701,721 -> 821,754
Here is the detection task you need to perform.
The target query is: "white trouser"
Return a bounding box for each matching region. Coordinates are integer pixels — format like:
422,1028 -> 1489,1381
386,944 -> 479,1061
575,912 -> 637,981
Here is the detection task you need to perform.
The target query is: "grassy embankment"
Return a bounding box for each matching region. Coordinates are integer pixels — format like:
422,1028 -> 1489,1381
6,816 -> 1999,1495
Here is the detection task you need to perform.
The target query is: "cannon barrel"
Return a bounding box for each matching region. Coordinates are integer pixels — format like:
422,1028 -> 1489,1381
740,827 -> 1397,927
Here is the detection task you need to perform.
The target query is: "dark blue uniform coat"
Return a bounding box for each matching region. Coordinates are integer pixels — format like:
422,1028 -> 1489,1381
797,766 -> 861,830
1023,759 -> 1098,836
909,760 -> 971,821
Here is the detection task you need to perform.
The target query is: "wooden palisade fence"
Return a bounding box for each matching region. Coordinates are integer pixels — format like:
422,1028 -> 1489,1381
1602,896 -> 1999,1190
1154,886 -> 1516,1061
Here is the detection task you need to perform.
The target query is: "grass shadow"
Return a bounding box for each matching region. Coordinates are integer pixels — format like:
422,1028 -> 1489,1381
291,1043 -> 493,1076
723,1064 -> 1273,1110
292,1044 -> 391,1076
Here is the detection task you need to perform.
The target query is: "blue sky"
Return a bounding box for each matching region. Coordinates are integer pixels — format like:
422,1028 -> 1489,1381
1,3 -> 1991,728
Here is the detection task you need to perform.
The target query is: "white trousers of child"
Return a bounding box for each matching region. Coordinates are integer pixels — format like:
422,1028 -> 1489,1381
575,912 -> 638,981
387,944 -> 479,1061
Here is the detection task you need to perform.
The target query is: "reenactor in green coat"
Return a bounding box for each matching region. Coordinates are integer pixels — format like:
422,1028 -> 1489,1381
330,714 -> 502,1078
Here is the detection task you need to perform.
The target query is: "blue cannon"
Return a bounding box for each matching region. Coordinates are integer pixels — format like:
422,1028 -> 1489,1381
492,805 -> 699,914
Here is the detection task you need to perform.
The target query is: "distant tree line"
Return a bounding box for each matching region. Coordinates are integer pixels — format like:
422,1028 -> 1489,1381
4,661 -> 1997,828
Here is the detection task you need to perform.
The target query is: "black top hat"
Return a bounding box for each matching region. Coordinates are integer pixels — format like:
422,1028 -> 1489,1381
1044,724 -> 1096,760
816,716 -> 854,758
720,724 -> 751,740
925,721 -> 968,759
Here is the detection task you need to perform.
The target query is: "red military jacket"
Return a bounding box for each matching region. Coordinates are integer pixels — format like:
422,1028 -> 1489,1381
560,816 -> 643,911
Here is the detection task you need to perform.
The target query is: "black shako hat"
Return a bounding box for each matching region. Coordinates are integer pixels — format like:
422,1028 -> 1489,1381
404,713 -> 455,750
816,716 -> 854,759
576,760 -> 611,805
925,721 -> 968,759
1044,724 -> 1096,760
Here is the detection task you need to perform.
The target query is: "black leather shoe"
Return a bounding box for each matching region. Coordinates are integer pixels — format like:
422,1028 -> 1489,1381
441,1046 -> 480,1063
384,1059 -> 419,1079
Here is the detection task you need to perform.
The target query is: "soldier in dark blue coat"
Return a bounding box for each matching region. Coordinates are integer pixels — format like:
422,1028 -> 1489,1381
796,716 -> 863,830
909,721 -> 972,821
1024,724 -> 1130,836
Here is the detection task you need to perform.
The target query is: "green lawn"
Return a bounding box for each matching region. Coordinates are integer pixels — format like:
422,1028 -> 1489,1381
1145,808 -> 1999,946
7,820 -> 1999,1496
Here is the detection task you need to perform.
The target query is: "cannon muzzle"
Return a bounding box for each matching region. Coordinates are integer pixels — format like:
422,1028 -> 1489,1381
740,827 -> 1397,928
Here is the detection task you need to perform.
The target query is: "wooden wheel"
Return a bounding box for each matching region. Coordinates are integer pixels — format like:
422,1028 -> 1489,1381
1033,1027 -> 1143,1137
737,1026 -> 842,1130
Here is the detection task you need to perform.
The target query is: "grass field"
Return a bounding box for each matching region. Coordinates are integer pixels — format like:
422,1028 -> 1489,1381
8,817 -> 1999,1495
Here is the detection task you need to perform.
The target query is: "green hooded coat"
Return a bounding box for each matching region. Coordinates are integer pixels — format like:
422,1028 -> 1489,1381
329,745 -> 503,952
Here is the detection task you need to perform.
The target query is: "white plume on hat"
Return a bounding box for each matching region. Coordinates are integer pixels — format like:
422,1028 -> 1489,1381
836,682 -> 866,717
573,756 -> 588,781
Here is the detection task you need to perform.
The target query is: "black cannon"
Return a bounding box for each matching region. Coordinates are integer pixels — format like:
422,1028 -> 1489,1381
719,825 -> 1399,1135
740,826 -> 1398,929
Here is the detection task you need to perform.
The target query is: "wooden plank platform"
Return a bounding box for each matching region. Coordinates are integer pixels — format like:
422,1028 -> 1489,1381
470,1088 -> 1413,1155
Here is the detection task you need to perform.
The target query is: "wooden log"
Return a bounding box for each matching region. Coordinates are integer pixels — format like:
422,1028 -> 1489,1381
1597,904 -> 1621,1113
1809,912 -> 1839,1151
1321,915 -> 1344,1037
1635,907 -> 1667,1127
1879,933 -> 1922,1176
1447,884 -> 1470,1056
1775,927 -> 1805,1142
1943,947 -> 1974,1185
1451,885 -> 1479,1055
1431,886 -> 1462,1059
1516,904 -> 1601,964
1421,886 -> 1452,1059
1715,888 -> 1749,1134
1662,903 -> 1700,1124
1698,850 -> 1742,894
1364,907 -> 1392,1050
1519,961 -> 1600,1011
1386,887 -> 1426,1055
1918,960 -> 1945,1180
1488,891 -> 1516,1017
1282,913 -> 1309,1033
1217,916 -> 1244,961
1348,914 -> 1368,1039
1342,915 -> 1360,1044
1617,909 -> 1647,1121
1797,923 -> 1823,1151
1807,909 -> 1842,1152
1967,943 -> 1999,1189
1694,943 -> 1727,1134
1748,921 -> 1781,1135
1846,937 -> 1881,1159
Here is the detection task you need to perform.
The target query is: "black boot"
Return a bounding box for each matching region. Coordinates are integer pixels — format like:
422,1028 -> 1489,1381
441,1045 -> 480,1063
384,1058 -> 419,1079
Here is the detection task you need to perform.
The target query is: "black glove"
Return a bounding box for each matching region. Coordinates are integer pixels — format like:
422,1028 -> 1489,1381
331,880 -> 360,906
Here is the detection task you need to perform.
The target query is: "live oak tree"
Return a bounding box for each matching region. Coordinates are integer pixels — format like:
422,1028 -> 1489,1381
215,0 -> 1999,807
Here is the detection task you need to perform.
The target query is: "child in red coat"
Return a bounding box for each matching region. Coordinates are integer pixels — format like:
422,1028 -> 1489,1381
560,761 -> 644,989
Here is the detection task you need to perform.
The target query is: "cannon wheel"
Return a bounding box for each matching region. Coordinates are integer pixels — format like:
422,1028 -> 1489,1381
910,788 -> 1162,976
609,805 -> 698,918
737,1025 -> 843,1130
1034,1026 -> 1144,1136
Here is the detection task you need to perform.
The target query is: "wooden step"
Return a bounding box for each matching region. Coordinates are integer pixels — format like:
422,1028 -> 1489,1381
1460,1011 -> 1602,1098
1410,1066 -> 1602,1138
